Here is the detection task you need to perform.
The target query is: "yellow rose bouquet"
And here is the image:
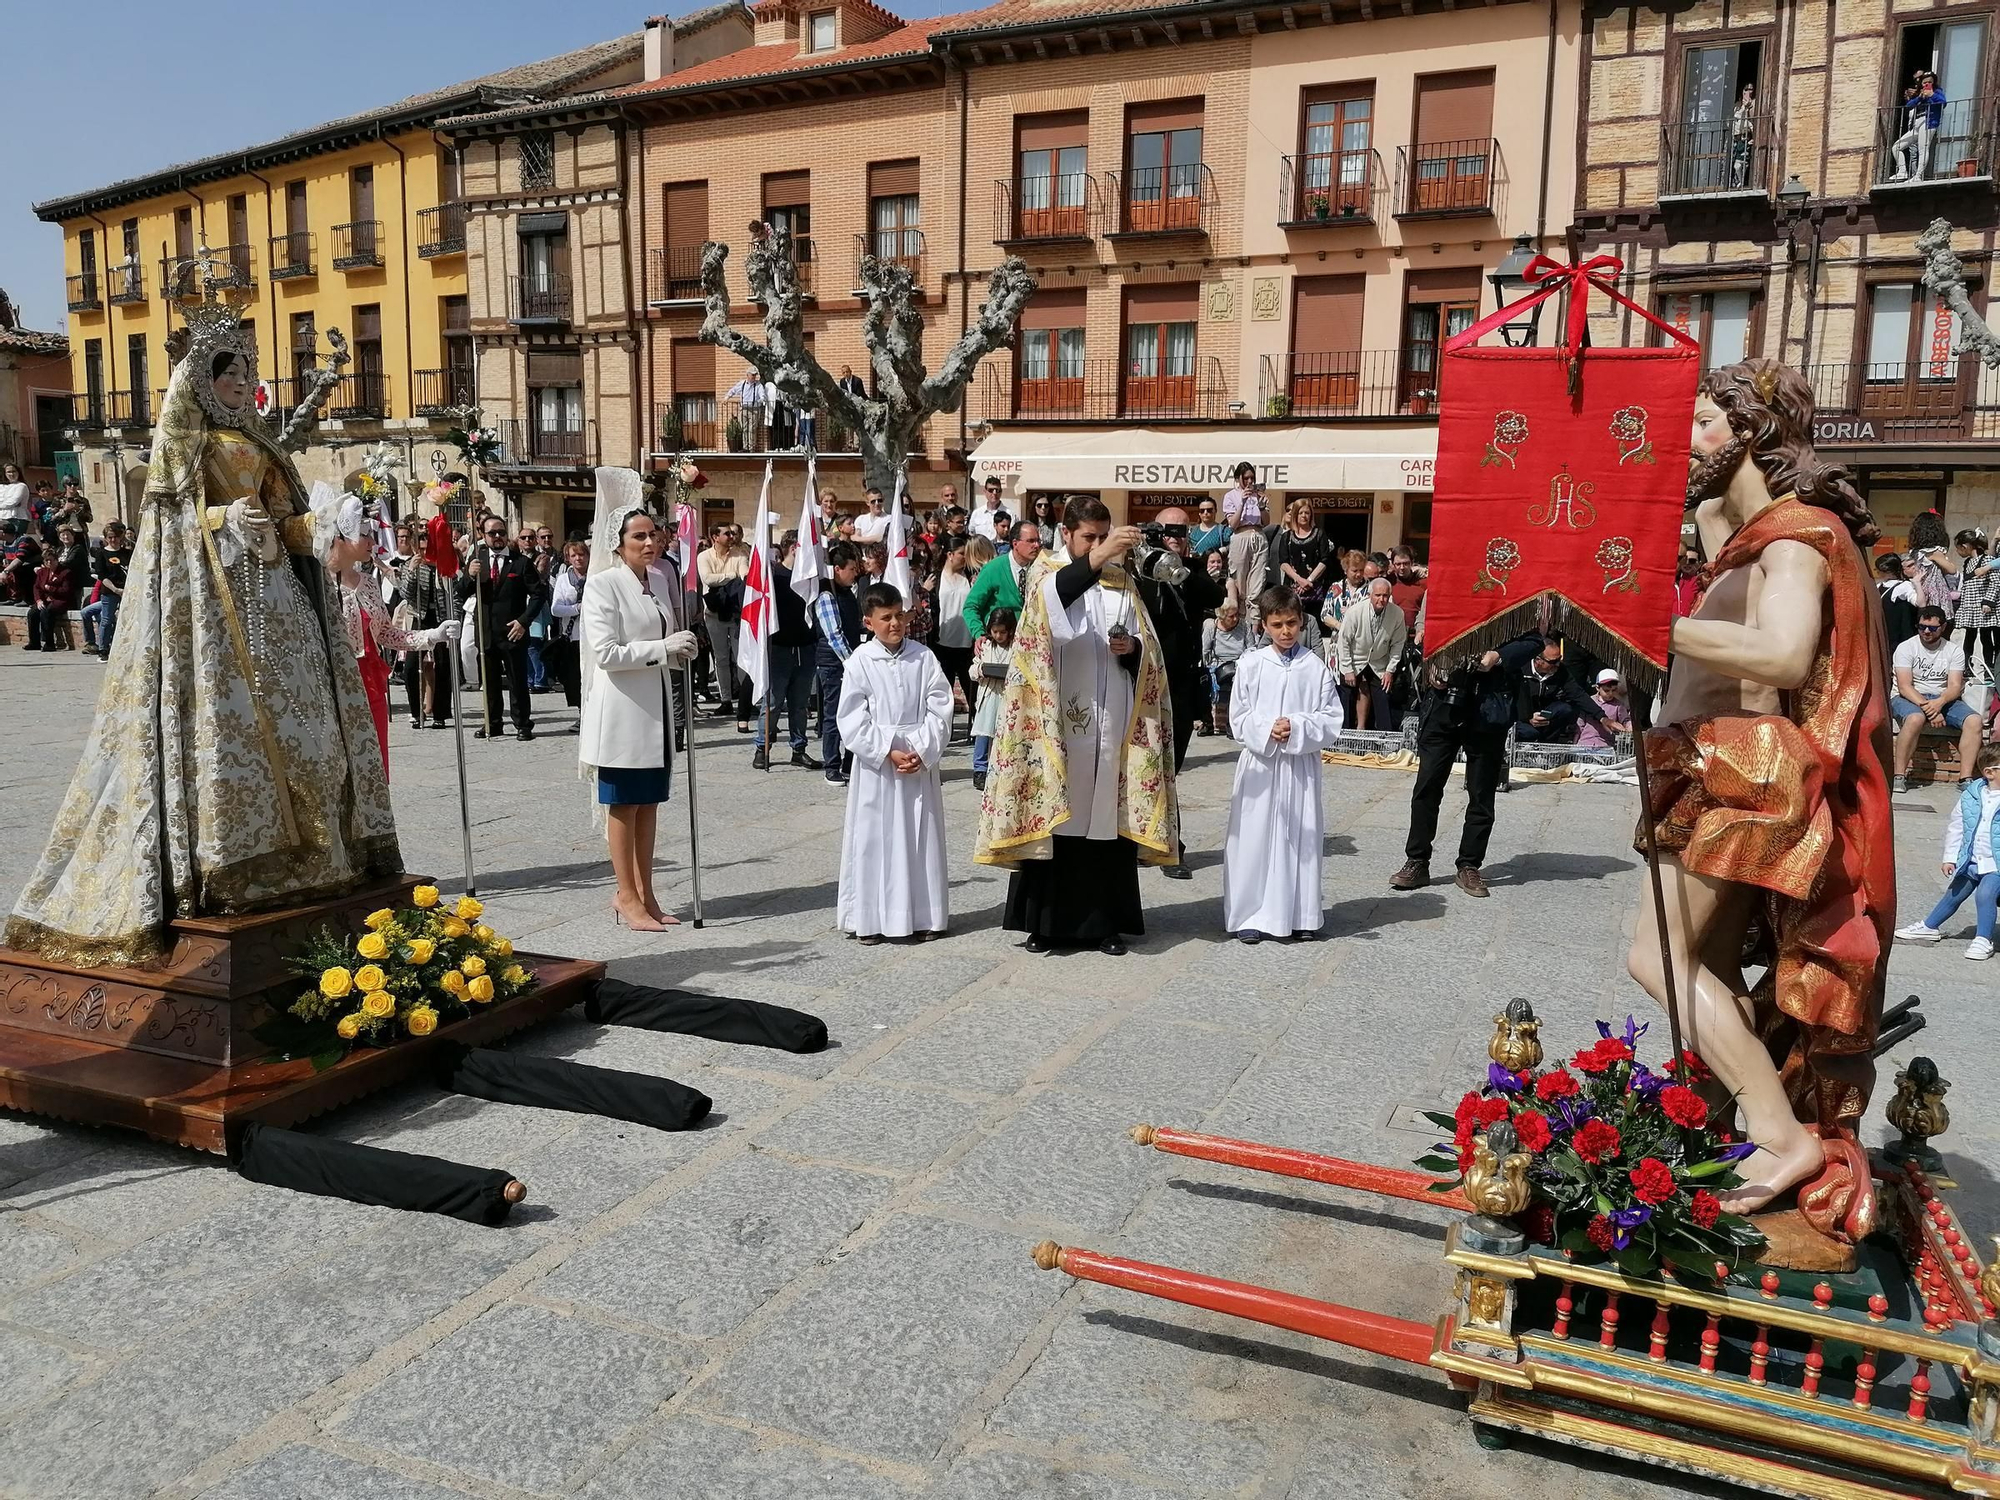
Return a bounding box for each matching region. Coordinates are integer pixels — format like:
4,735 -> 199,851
263,885 -> 538,1066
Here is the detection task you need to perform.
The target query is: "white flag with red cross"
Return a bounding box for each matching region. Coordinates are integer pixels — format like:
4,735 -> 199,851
791,453 -> 824,605
737,460 -> 776,704
884,470 -> 913,604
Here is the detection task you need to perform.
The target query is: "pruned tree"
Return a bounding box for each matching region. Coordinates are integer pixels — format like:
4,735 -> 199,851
700,229 -> 1036,493
1919,217 -> 2000,368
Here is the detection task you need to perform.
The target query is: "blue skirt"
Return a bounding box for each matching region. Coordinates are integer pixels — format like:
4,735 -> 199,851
596,764 -> 670,806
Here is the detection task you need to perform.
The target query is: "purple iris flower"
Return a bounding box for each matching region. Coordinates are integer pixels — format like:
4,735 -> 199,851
1487,1062 -> 1526,1094
1594,1015 -> 1651,1050
1628,1064 -> 1668,1099
1608,1203 -> 1653,1249
1713,1140 -> 1758,1164
1553,1095 -> 1596,1132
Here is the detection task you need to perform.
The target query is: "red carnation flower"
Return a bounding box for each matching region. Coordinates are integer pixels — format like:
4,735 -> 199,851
1630,1157 -> 1676,1205
1669,1049 -> 1713,1083
1475,1096 -> 1512,1129
1573,1038 -> 1633,1074
1453,1090 -> 1484,1129
1691,1189 -> 1722,1229
1512,1109 -> 1553,1153
1585,1214 -> 1616,1251
1572,1118 -> 1622,1164
1659,1084 -> 1709,1130
1534,1069 -> 1580,1102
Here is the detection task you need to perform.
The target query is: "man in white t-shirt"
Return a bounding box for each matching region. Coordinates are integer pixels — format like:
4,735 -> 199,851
851,486 -> 891,543
968,476 -> 1006,540
1892,605 -> 1985,792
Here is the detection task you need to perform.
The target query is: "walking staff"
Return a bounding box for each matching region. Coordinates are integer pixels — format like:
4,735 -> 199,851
423,510 -> 478,894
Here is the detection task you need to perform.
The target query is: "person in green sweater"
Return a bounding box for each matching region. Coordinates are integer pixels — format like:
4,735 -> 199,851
962,522 -> 1043,641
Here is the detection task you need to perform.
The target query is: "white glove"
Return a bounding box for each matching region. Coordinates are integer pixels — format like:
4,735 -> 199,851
227,499 -> 281,566
661,629 -> 700,665
436,619 -> 463,644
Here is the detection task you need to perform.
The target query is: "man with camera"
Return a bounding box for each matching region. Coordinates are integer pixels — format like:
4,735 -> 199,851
1131,505 -> 1225,879
1392,648 -> 1519,899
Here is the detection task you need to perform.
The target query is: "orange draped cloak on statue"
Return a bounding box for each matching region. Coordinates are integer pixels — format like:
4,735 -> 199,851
1643,498 -> 1895,1131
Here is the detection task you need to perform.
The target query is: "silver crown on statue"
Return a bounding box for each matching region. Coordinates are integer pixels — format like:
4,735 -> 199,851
176,247 -> 262,429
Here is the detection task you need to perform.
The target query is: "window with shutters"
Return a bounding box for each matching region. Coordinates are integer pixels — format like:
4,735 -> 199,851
1123,100 -> 1204,233
514,216 -> 571,322
1403,70 -> 1496,216
669,339 -> 717,449
866,160 -> 922,277
1297,86 -> 1374,219
290,312 -> 319,393
83,340 -> 104,426
1656,287 -> 1760,371
1013,112 -> 1089,239
657,181 -> 709,301
1016,288 -> 1086,416
114,218 -> 143,302
1670,40 -> 1767,194
72,230 -> 98,310
226,194 -> 253,283
127,335 -> 150,425
762,170 -> 814,293
1400,267 -> 1480,408
1123,284 -> 1199,416
276,180 -> 312,276
1855,281 -> 1969,426
345,305 -> 386,416
1287,275 -> 1366,414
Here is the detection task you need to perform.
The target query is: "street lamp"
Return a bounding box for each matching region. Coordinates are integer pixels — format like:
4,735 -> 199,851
1777,175 -> 1810,259
1488,233 -> 1544,347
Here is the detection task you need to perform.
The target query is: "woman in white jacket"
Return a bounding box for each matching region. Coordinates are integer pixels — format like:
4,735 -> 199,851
580,506 -> 699,931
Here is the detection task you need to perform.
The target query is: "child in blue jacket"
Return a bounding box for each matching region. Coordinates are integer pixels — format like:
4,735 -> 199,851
1897,744 -> 2000,959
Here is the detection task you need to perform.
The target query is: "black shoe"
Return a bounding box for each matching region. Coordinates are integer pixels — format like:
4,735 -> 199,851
1023,935 -> 1052,953
517,728 -> 535,742
430,718 -> 451,730
474,728 -> 490,739
1236,930 -> 1264,944
973,771 -> 987,792
1161,863 -> 1192,881
1292,928 -> 1323,942
752,747 -> 770,770
1099,938 -> 1128,956
409,717 -> 423,730
791,749 -> 823,769
825,770 -> 849,785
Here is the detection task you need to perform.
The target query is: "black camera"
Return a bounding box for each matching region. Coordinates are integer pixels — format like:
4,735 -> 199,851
1131,522 -> 1190,587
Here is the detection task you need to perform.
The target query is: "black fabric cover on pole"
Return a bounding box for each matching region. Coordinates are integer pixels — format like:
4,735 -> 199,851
434,1042 -> 713,1130
236,1122 -> 521,1226
585,977 -> 829,1053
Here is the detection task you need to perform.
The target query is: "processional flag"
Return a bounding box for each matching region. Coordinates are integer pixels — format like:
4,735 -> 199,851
424,511 -> 460,579
792,453 -> 825,605
1423,255 -> 1699,689
885,470 -> 913,603
737,460 -> 777,704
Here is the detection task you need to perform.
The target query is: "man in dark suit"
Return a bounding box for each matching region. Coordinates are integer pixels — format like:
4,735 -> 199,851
1132,506 -> 1225,880
458,514 -> 547,740
1501,632 -> 1609,745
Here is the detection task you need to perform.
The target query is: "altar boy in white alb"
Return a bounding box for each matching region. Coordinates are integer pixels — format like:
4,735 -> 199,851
836,582 -> 954,941
1223,586 -> 1345,942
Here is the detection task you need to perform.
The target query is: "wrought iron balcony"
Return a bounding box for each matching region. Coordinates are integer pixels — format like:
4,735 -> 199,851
647,245 -> 705,305
325,372 -> 389,420
255,378 -> 308,428
1872,95 -> 1995,187
107,261 -> 147,305
332,221 -> 383,270
269,231 -> 316,280
1105,164 -> 1215,237
654,397 -> 861,456
1259,351 -> 1439,419
1279,151 -> 1383,226
854,229 -> 924,288
67,391 -> 108,428
104,389 -> 152,430
498,417 -> 598,467
418,202 -> 467,259
1806,355 -> 2000,443
508,274 -> 571,325
1395,138 -> 1497,218
975,355 -> 1229,422
413,368 -> 476,417
994,174 -> 1100,244
1660,115 -> 1775,200
65,272 -> 100,312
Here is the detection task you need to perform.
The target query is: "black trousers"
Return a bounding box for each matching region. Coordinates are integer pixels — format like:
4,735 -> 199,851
1168,672 -> 1205,770
545,636 -> 582,709
935,643 -> 976,733
1004,836 -> 1144,942
1338,668 -> 1398,732
480,640 -> 533,732
26,606 -> 68,650
1404,715 -> 1508,870
405,642 -> 451,724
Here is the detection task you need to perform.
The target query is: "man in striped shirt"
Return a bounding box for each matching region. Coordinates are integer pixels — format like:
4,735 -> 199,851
813,542 -> 866,784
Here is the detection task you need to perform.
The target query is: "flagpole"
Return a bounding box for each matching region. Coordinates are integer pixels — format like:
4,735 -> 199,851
447,622 -> 476,896
683,659 -> 703,928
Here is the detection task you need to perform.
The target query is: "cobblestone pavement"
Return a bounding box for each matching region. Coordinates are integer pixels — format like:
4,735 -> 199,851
2,648 -> 1994,1500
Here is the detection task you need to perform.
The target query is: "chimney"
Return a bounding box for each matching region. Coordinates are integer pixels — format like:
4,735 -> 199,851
644,14 -> 672,80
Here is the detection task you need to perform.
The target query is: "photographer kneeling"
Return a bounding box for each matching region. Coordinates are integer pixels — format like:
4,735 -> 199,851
1131,505 -> 1225,879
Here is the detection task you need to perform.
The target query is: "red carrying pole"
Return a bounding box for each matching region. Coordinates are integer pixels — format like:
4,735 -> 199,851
1032,1242 -> 1437,1366
1132,1125 -> 1472,1213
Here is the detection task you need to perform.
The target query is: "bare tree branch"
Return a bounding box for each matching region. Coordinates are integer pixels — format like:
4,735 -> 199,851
1919,218 -> 2000,369
921,257 -> 1038,414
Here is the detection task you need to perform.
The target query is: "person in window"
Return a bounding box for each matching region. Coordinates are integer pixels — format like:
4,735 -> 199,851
837,364 -> 867,400
1889,72 -> 1947,182
1729,82 -> 1757,188
726,366 -> 769,449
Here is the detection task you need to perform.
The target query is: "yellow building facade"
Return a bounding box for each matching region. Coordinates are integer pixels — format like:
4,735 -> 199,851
35,34 -> 644,525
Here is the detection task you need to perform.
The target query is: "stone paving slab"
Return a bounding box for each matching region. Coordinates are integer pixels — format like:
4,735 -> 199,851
1,650 -> 1994,1499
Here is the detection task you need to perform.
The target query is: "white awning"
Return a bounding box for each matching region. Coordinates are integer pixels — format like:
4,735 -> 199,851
966,425 -> 1437,495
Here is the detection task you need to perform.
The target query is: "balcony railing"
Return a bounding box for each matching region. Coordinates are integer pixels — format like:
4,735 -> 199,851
255,378 -> 310,428
66,272 -> 100,312
1106,164 -> 1215,236
1806,355 -> 2000,442
1395,139 -> 1497,217
666,394 -> 867,455
325,372 -> 389,420
413,367 -> 476,417
508,274 -> 571,325
976,355 -> 1229,422
269,231 -> 316,280
1873,94 -> 1996,186
104,389 -> 152,430
647,245 -> 705,305
498,417 -> 598,467
1280,150 -> 1384,226
68,391 -> 107,428
417,202 -> 467,258
1258,351 -> 1442,419
854,229 -> 924,287
332,221 -> 383,270
994,174 -> 1100,244
1661,115 -> 1776,199
107,260 -> 147,305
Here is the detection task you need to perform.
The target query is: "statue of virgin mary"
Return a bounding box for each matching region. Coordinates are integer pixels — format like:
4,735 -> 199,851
4,266 -> 400,966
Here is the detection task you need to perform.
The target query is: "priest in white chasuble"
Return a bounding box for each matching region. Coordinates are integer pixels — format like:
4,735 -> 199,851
974,497 -> 1181,956
1222,586 -> 1344,942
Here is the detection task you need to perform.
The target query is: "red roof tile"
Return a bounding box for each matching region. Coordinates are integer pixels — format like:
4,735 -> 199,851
609,5 -> 999,95
934,0 -> 1234,36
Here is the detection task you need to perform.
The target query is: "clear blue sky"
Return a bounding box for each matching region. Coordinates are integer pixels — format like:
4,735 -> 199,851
0,0 -> 932,335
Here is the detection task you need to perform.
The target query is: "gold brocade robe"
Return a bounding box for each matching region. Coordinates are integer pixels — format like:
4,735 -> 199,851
4,366 -> 399,966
